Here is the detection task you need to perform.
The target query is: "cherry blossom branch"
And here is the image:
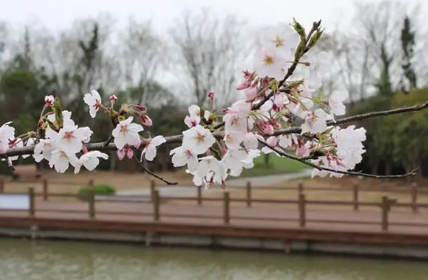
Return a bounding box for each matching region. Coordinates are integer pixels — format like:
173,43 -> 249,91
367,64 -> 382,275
4,99 -> 428,158
132,153 -> 178,185
273,100 -> 428,136
258,139 -> 418,179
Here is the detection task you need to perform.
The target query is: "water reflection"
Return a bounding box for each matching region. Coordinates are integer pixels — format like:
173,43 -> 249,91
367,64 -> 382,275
0,239 -> 426,280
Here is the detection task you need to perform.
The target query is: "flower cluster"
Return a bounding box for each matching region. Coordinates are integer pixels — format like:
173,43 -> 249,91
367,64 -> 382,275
0,19 -> 369,188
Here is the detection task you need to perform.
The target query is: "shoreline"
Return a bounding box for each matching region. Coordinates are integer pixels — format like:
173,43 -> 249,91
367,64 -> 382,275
0,217 -> 427,261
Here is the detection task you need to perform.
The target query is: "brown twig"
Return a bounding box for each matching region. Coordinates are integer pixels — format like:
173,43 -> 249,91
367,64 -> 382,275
259,139 -> 417,179
273,101 -> 428,136
132,153 -> 178,185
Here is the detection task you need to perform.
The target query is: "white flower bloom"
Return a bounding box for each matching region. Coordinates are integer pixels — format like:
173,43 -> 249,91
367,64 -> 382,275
33,139 -> 56,162
0,122 -> 15,153
182,125 -> 216,155
328,90 -> 349,116
56,125 -> 90,155
112,117 -> 144,150
170,146 -> 199,172
49,150 -> 80,173
243,132 -> 259,150
253,47 -> 287,80
223,100 -> 251,132
83,89 -> 102,118
301,108 -> 329,134
74,151 -> 109,174
224,131 -> 246,149
241,149 -> 262,169
261,136 -> 280,155
261,25 -> 300,54
79,127 -> 93,143
222,149 -> 247,177
196,156 -> 226,185
306,51 -> 332,89
141,136 -> 166,161
184,115 -> 200,128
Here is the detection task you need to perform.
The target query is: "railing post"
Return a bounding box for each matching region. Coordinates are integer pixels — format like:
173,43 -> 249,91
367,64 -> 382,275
29,187 -> 35,217
299,193 -> 306,228
43,178 -> 48,201
246,181 -> 252,208
153,190 -> 160,221
298,182 -> 304,196
381,196 -> 389,231
223,191 -> 230,224
150,180 -> 156,203
0,178 -> 4,193
411,182 -> 418,213
197,185 -> 202,206
89,187 -> 95,219
353,183 -> 359,211
89,179 -> 94,189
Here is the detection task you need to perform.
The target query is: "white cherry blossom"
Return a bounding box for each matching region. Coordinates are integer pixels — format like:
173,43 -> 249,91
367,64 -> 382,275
112,117 -> 144,150
224,131 -> 246,149
83,90 -> 102,118
253,47 -> 287,80
261,25 -> 300,54
49,149 -> 81,173
141,136 -> 166,161
196,156 -> 226,185
306,51 -> 332,89
301,108 -> 329,134
75,151 -> 109,174
328,90 -> 349,116
56,125 -> 90,154
0,122 -> 15,153
170,146 -> 199,172
182,125 -> 216,155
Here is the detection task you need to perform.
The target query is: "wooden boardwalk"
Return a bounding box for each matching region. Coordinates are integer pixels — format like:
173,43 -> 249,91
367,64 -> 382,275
0,181 -> 428,251
0,199 -> 427,234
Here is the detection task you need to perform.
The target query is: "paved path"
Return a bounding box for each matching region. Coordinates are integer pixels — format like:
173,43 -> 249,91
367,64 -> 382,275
107,170 -> 312,200
1,198 -> 427,235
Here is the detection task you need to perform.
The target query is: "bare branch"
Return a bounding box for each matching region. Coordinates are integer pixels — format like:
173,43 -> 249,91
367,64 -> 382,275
258,139 -> 417,179
274,100 -> 428,136
132,154 -> 177,185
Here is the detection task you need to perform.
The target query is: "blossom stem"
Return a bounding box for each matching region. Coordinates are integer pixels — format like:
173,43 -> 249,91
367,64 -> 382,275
259,139 -> 417,179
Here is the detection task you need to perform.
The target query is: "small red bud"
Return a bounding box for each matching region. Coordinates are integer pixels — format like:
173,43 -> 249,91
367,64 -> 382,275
208,91 -> 214,101
136,105 -> 147,111
109,95 -> 118,104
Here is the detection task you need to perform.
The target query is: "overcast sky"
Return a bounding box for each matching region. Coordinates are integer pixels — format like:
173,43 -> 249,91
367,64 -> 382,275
0,0 -> 425,33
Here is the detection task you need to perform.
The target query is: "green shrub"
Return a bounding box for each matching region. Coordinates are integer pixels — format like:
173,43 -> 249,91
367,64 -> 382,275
78,184 -> 116,196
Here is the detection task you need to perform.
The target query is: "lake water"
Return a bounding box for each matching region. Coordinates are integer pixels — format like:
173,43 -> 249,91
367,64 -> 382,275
0,239 -> 427,280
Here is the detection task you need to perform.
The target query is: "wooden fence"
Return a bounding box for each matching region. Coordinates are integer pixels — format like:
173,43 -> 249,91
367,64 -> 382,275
0,179 -> 427,233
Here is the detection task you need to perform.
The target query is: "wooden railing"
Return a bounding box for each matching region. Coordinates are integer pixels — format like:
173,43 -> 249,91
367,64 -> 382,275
0,178 -> 428,233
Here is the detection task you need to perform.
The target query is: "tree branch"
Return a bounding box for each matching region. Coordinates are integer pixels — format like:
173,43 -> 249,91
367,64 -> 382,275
273,100 -> 428,136
259,139 -> 417,179
132,153 -> 178,185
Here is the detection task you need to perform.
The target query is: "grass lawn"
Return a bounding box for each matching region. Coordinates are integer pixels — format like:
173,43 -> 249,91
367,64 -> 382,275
240,154 -> 309,177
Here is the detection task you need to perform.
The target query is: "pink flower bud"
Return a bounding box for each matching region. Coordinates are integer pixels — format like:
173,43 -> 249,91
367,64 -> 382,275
109,95 -> 118,104
237,79 -> 250,90
44,95 -> 54,106
140,114 -> 153,126
244,87 -> 257,100
256,121 -> 274,135
208,92 -> 214,101
136,105 -> 147,111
